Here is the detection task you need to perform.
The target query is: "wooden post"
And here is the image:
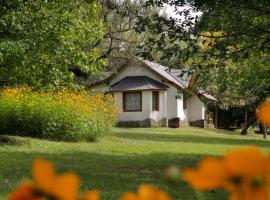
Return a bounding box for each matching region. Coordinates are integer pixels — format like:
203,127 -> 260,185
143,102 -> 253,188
262,124 -> 267,139
244,108 -> 248,134
244,108 -> 248,127
215,102 -> 218,128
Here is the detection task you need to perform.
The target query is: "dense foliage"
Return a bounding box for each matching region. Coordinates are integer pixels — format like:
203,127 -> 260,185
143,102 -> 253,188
0,87 -> 116,141
0,0 -> 105,88
133,0 -> 270,133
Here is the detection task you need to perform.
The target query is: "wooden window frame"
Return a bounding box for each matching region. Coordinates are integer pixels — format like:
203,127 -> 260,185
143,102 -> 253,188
152,91 -> 159,111
123,91 -> 142,112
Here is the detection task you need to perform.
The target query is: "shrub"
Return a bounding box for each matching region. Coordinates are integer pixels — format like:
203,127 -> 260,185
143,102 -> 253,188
0,87 -> 116,141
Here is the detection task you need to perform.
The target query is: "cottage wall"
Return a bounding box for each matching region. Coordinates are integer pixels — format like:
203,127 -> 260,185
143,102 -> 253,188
187,95 -> 205,122
166,86 -> 178,119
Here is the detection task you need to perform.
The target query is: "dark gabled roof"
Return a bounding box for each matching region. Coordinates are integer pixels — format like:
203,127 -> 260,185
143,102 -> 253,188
110,76 -> 168,92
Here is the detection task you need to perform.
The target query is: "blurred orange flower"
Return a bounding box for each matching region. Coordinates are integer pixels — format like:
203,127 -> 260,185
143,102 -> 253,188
8,183 -> 42,200
183,147 -> 270,200
33,159 -> 80,200
121,185 -> 171,200
9,159 -> 80,200
79,191 -> 100,200
184,158 -> 227,189
257,99 -> 270,128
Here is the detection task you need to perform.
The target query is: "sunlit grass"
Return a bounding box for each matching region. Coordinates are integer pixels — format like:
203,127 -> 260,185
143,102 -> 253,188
0,127 -> 269,200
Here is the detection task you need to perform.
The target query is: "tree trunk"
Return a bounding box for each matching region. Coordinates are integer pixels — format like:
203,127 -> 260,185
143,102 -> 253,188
241,109 -> 249,135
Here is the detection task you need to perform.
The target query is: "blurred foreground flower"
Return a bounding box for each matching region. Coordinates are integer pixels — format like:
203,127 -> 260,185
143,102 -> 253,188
9,158 -> 99,200
183,147 -> 270,200
257,99 -> 270,128
121,185 -> 171,200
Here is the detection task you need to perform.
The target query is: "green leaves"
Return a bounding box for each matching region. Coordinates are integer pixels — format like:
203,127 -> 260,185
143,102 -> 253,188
0,0 -> 105,89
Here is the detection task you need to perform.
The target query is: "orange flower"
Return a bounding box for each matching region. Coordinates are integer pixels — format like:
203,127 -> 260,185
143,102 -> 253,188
9,159 -> 80,200
33,158 -> 80,200
184,158 -> 227,189
78,191 -> 100,200
8,183 -> 42,200
183,147 -> 270,200
121,185 -> 171,200
257,99 -> 270,128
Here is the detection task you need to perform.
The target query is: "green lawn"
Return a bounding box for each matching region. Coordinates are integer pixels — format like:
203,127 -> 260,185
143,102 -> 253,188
0,127 -> 270,200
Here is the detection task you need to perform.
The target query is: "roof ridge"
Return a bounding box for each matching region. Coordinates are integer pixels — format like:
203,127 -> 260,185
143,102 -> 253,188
165,70 -> 186,88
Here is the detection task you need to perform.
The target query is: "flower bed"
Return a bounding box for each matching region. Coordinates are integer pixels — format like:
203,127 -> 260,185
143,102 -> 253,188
0,87 -> 116,141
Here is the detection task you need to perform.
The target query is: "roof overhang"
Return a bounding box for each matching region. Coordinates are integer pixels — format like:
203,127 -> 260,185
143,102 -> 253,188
110,76 -> 169,92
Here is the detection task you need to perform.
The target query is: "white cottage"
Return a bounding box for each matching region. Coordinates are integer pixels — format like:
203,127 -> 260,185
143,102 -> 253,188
92,58 -> 217,128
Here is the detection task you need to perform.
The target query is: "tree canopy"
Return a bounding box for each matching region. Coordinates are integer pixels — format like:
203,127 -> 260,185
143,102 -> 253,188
0,0 -> 105,89
137,0 -> 270,107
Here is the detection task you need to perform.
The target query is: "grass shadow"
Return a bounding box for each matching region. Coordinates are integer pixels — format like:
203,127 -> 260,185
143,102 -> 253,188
0,135 -> 30,146
114,131 -> 270,148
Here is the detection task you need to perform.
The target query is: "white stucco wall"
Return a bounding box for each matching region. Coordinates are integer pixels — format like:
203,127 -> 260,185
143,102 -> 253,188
114,90 -> 168,122
166,85 -> 178,119
176,93 -> 187,121
187,95 -> 205,121
166,86 -> 188,121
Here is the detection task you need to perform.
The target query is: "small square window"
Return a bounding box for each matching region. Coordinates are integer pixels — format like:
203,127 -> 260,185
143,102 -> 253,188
123,92 -> 142,112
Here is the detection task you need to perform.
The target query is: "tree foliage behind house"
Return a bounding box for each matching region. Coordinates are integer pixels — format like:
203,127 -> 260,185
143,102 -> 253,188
137,0 -> 270,107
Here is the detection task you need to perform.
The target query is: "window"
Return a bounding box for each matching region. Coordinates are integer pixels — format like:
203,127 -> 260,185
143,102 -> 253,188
123,92 -> 142,112
152,91 -> 159,111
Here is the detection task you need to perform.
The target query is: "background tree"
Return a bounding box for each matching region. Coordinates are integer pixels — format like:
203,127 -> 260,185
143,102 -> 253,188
136,0 -> 270,134
0,0 -> 105,89
81,0 -> 161,85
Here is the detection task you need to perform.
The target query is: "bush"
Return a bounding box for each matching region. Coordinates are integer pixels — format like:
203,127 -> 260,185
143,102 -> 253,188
0,87 -> 116,141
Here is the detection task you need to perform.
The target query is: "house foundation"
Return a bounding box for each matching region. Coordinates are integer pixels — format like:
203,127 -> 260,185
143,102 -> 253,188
117,118 -> 167,127
189,119 -> 205,128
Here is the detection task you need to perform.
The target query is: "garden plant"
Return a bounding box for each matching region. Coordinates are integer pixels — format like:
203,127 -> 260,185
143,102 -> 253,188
0,87 -> 116,142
